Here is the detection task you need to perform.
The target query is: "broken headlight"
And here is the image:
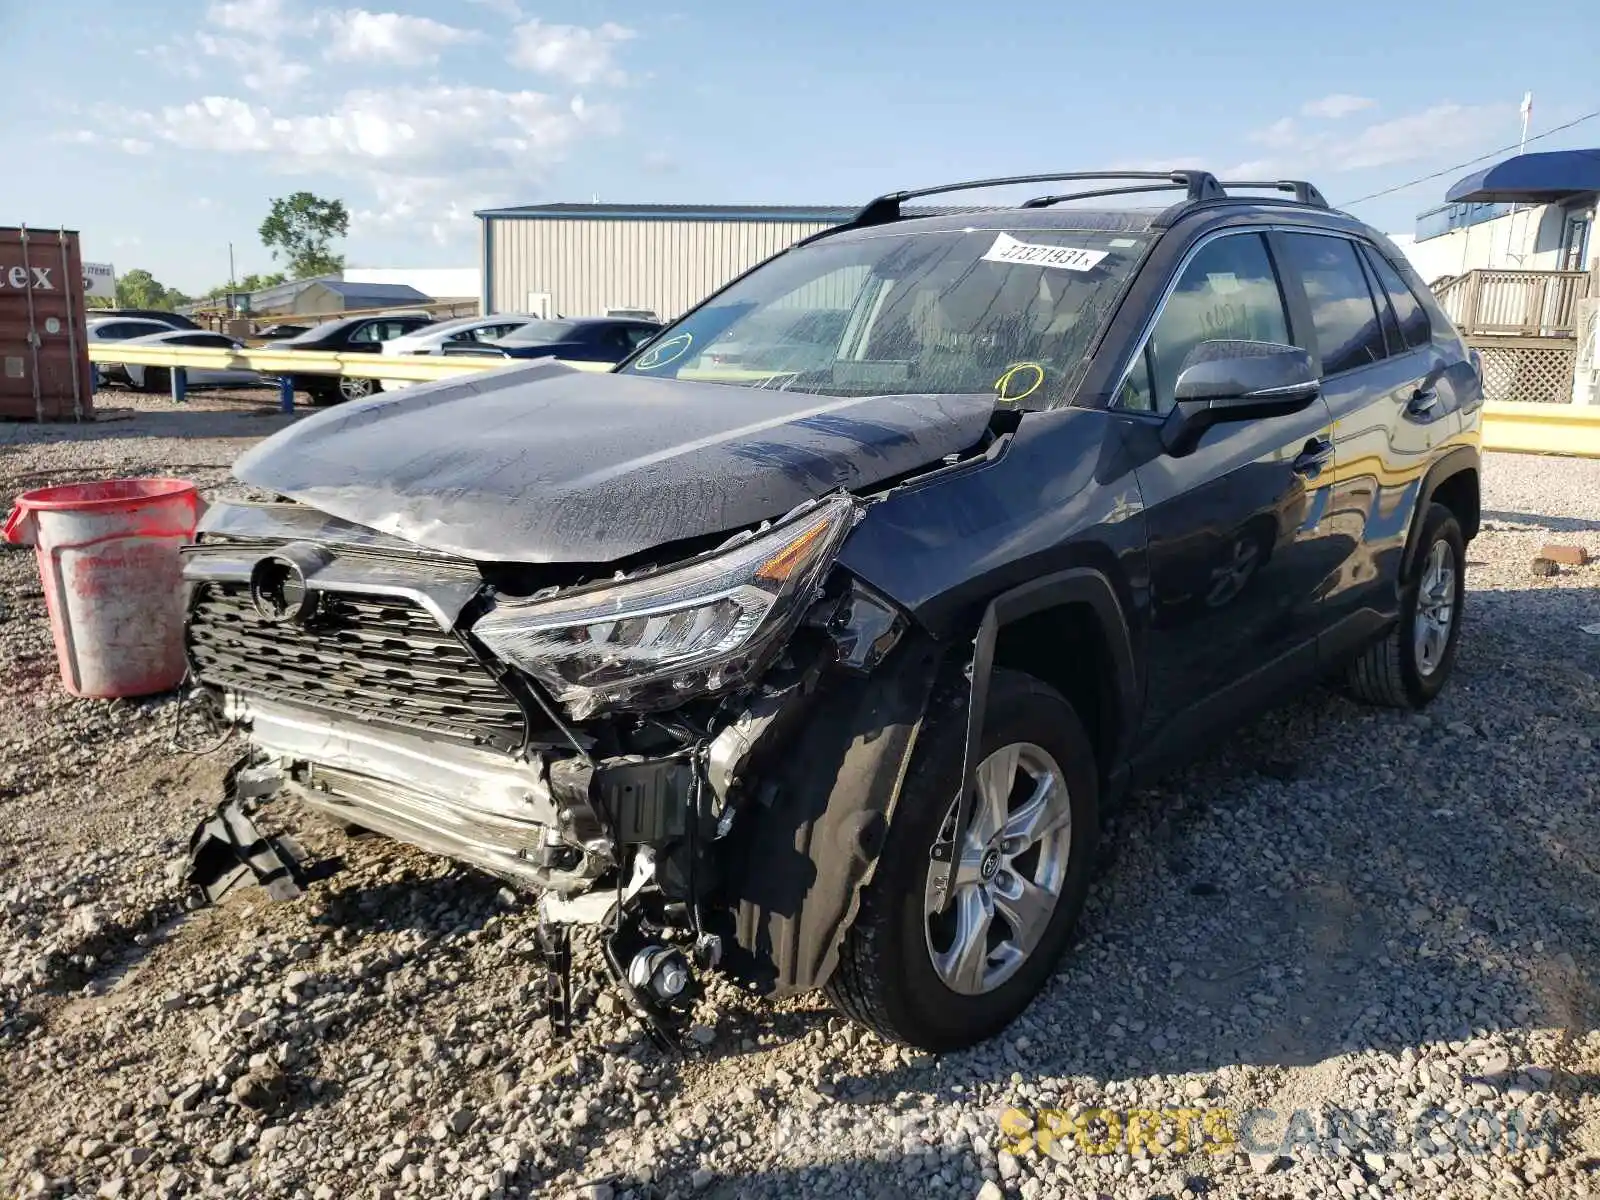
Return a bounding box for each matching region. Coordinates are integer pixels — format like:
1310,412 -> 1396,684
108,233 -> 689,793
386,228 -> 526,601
473,495 -> 859,717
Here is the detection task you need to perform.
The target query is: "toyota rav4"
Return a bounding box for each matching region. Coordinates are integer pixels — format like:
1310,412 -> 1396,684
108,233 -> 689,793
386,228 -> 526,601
181,170 -> 1482,1051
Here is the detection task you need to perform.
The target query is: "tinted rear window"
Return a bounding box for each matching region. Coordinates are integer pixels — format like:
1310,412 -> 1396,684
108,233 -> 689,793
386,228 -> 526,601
1279,233 -> 1386,375
499,321 -> 578,344
1364,248 -> 1431,352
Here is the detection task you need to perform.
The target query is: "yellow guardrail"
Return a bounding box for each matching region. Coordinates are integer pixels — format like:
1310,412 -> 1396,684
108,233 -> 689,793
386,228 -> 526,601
86,343 -> 612,382
81,345 -> 1600,458
1480,401 -> 1600,458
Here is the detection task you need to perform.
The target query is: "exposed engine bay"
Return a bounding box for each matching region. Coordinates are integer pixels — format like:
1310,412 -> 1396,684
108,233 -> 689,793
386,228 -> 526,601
179,477 -> 955,1049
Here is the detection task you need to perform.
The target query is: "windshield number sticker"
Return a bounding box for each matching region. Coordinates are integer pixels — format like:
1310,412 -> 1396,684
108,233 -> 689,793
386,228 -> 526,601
983,233 -> 1109,272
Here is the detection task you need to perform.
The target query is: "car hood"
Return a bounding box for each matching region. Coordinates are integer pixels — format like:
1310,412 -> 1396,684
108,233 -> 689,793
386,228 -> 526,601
232,361 -> 996,563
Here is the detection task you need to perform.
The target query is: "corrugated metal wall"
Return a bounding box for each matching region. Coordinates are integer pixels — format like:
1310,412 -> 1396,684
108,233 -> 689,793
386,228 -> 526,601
486,217 -> 837,319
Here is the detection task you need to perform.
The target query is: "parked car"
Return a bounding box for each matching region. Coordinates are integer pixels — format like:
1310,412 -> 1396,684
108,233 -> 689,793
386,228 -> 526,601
254,322 -> 310,340
87,316 -> 193,385
698,308 -> 851,374
440,317 -> 660,364
181,170 -> 1482,1053
86,308 -> 200,330
379,314 -> 541,390
263,313 -> 434,404
118,329 -> 264,392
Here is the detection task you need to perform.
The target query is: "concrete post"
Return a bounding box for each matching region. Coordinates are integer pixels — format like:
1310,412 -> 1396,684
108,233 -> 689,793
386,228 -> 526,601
1572,297 -> 1598,406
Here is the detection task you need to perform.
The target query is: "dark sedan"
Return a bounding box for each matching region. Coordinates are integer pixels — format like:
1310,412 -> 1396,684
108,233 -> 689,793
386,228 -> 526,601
265,313 -> 434,404
441,318 -> 661,365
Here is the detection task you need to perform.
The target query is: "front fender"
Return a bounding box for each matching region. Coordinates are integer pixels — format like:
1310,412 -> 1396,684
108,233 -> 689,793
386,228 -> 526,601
719,631 -> 944,997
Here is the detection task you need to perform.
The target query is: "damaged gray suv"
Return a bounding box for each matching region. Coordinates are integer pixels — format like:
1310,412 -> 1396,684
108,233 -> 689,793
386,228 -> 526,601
182,170 -> 1482,1051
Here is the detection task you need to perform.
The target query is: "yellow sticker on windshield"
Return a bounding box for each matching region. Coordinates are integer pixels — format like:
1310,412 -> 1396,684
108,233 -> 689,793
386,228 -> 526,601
995,362 -> 1045,404
634,332 -> 693,370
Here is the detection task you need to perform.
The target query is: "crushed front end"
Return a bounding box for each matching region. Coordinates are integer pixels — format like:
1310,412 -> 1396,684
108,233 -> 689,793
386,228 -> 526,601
179,492 -> 927,1045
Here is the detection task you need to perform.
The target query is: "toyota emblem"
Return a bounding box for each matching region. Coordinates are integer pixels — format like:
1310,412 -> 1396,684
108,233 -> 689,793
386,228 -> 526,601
249,553 -> 319,624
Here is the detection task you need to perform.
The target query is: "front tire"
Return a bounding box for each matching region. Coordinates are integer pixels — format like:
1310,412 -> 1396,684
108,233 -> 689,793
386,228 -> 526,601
825,669 -> 1099,1050
1343,502 -> 1466,708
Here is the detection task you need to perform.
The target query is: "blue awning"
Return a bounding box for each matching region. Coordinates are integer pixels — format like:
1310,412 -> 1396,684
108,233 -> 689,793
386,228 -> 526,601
1446,149 -> 1600,204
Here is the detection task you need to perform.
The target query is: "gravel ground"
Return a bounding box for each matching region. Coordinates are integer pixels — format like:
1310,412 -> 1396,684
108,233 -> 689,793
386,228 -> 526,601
1,394 -> 1597,1200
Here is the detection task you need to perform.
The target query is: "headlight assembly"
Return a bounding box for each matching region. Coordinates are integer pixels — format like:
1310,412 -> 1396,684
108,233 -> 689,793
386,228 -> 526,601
472,495 -> 860,717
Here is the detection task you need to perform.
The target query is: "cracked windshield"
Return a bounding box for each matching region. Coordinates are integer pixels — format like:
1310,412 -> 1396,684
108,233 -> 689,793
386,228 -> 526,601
623,228 -> 1149,405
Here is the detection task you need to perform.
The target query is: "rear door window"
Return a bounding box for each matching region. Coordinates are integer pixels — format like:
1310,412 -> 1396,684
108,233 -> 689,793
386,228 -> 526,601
1278,233 -> 1387,375
1363,248 -> 1432,351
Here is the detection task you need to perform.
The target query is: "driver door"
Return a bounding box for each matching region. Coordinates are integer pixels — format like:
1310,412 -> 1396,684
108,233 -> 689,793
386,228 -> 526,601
1124,230 -> 1339,750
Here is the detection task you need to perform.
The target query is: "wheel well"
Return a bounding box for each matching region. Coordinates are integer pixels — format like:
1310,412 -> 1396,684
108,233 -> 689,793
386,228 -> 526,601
990,605 -> 1120,773
1430,468 -> 1481,542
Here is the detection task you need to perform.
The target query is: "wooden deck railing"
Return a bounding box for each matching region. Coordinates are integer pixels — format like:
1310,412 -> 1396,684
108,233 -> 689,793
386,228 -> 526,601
1432,269 -> 1591,337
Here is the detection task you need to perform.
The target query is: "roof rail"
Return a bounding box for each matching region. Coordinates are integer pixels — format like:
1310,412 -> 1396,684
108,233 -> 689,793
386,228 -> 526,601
1215,179 -> 1330,208
848,171 -> 1227,229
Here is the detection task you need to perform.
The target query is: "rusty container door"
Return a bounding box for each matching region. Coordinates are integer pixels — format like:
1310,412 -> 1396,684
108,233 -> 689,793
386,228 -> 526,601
0,226 -> 94,422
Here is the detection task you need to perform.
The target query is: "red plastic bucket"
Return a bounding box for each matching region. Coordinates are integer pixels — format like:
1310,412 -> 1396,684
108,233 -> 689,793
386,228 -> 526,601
4,478 -> 201,698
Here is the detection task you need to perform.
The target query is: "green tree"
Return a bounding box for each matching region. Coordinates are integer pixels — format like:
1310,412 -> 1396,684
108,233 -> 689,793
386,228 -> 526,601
241,271 -> 287,292
114,269 -> 190,310
259,192 -> 349,279
199,271 -> 287,301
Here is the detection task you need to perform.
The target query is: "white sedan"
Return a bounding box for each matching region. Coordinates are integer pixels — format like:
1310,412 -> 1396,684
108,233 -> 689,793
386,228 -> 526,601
117,329 -> 265,392
379,314 -> 537,389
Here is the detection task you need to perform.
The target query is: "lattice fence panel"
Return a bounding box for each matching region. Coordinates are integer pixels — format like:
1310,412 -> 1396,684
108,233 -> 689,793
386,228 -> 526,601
1471,344 -> 1575,404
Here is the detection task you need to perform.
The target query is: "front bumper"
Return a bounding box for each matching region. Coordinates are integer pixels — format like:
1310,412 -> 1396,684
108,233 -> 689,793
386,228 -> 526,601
220,693 -> 585,891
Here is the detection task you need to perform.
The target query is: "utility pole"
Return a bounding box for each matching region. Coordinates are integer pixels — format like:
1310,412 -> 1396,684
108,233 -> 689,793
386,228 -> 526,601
1505,92 -> 1534,267
228,242 -> 237,320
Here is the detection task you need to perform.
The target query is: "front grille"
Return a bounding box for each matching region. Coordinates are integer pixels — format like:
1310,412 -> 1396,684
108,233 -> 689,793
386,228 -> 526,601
187,583 -> 525,746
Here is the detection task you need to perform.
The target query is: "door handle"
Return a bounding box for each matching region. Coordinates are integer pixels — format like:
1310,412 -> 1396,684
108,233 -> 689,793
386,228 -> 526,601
1407,387 -> 1439,417
1292,438 -> 1334,477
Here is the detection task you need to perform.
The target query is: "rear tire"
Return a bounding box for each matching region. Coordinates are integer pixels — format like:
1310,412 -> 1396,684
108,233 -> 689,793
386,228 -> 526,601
825,669 -> 1099,1050
143,366 -> 170,394
339,376 -> 379,402
1343,502 -> 1465,708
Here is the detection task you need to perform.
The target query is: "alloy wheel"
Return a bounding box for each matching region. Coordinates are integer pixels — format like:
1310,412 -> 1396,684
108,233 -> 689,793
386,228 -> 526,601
1414,539 -> 1457,676
340,376 -> 376,401
924,742 -> 1073,995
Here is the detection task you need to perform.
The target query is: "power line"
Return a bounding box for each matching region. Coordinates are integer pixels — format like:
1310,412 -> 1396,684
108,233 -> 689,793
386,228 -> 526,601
1340,108 -> 1600,206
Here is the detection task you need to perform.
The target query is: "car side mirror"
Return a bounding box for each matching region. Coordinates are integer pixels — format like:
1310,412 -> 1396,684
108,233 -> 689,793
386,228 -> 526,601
1161,341 -> 1321,456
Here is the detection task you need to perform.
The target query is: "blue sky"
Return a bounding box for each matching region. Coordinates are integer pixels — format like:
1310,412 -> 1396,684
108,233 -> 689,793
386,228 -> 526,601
3,0 -> 1595,293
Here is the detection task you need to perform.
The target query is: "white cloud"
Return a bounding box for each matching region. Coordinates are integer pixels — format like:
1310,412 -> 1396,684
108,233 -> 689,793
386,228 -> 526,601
110,85 -> 617,236
206,0 -> 288,37
92,10 -> 640,242
1301,94 -> 1377,120
1242,101 -> 1511,175
195,33 -> 311,92
134,87 -> 603,166
467,0 -> 523,19
321,10 -> 479,66
509,20 -> 634,85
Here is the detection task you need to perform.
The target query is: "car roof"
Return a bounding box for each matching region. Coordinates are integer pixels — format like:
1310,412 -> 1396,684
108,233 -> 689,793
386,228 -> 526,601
123,329 -> 230,343
87,316 -> 174,331
819,197 -> 1372,246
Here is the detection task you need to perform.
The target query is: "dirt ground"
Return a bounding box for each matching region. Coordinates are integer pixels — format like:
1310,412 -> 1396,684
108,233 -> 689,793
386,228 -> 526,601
0,390 -> 1597,1200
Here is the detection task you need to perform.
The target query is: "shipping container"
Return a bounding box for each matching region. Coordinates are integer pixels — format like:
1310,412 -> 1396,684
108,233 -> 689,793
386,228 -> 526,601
0,226 -> 94,422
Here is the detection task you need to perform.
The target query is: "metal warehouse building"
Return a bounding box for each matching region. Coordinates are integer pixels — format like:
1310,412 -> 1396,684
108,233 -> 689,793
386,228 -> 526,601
476,203 -> 857,320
